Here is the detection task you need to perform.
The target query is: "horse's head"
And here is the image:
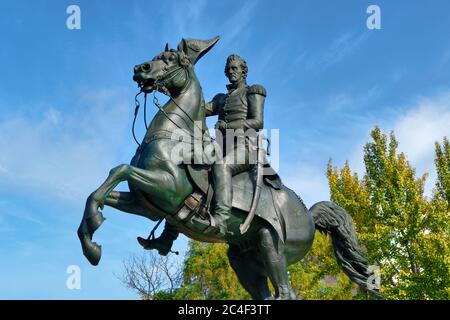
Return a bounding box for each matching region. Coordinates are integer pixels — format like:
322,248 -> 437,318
133,36 -> 219,96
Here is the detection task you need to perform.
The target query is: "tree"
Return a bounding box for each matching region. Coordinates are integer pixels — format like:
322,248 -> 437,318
434,137 -> 450,208
327,128 -> 449,299
174,241 -> 250,300
119,251 -> 182,300
121,129 -> 449,300
427,137 -> 450,298
174,237 -> 355,300
288,232 -> 356,300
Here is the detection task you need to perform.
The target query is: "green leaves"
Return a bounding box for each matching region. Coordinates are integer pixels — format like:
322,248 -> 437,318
328,128 -> 449,299
174,242 -> 250,300
169,128 -> 449,300
434,137 -> 450,208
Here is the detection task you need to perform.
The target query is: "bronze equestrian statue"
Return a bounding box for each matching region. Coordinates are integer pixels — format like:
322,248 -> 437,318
77,36 -> 382,300
137,53 -> 266,255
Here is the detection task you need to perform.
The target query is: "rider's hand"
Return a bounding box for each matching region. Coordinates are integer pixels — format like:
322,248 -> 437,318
215,120 -> 227,131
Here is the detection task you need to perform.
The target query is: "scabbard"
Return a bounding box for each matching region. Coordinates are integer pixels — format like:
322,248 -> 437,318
240,134 -> 266,234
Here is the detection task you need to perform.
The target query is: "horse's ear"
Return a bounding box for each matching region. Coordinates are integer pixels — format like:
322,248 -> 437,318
177,36 -> 220,65
165,43 -> 170,52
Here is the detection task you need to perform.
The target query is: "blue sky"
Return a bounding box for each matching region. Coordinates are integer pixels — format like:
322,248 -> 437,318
0,0 -> 449,299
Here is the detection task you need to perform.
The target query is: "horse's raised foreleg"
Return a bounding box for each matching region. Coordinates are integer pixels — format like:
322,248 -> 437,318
105,191 -> 154,218
78,164 -> 179,266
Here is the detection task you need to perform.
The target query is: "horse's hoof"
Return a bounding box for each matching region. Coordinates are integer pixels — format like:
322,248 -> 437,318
78,232 -> 102,266
275,285 -> 297,300
84,240 -> 102,266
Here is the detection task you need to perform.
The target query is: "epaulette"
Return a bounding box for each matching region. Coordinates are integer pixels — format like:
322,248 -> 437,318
247,84 -> 267,97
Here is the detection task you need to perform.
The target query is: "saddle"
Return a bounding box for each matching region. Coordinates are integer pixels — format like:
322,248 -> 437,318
159,163 -> 285,241
186,163 -> 282,210
137,161 -> 286,244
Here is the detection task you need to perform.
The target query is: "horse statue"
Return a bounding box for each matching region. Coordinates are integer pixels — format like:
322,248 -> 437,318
77,36 -> 382,300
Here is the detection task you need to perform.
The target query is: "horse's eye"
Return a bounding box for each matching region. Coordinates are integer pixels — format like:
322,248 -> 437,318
169,53 -> 177,61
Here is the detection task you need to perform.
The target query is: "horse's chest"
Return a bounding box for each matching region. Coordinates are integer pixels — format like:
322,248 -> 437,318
132,139 -> 180,170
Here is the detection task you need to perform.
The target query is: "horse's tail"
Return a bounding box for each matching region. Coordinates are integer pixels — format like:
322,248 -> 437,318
309,201 -> 383,299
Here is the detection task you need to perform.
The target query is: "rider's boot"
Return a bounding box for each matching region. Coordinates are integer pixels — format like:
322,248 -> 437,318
212,163 -> 232,236
137,222 -> 179,256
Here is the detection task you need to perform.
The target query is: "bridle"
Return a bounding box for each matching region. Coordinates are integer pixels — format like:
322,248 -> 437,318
132,56 -> 213,149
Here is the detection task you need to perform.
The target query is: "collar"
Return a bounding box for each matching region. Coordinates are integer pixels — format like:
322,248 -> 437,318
226,80 -> 247,93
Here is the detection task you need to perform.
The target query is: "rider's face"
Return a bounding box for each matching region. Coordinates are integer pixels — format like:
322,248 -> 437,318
225,61 -> 244,84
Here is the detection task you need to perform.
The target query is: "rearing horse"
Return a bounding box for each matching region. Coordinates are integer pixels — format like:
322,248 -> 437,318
78,37 -> 381,300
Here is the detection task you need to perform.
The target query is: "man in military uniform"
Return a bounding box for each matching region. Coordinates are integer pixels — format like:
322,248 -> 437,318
138,54 -> 266,254
205,54 -> 266,234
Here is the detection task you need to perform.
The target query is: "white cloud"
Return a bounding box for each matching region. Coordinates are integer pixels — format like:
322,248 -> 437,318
0,164 -> 8,174
393,94 -> 450,168
0,88 -> 132,203
43,109 -> 60,126
348,91 -> 450,196
307,31 -> 370,70
0,199 -> 46,229
170,0 -> 209,36
392,93 -> 450,195
280,162 -> 330,209
220,0 -> 258,48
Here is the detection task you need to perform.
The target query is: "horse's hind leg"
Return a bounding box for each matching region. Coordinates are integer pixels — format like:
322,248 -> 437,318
258,227 -> 296,300
227,245 -> 272,300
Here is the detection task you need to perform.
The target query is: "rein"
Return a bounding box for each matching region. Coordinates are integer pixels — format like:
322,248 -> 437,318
132,91 -> 143,148
131,64 -> 213,148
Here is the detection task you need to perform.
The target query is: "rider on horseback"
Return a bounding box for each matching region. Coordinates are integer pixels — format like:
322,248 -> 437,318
81,37 -> 381,299
138,54 -> 266,255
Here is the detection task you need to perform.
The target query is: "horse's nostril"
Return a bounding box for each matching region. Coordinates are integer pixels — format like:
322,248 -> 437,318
142,63 -> 151,72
